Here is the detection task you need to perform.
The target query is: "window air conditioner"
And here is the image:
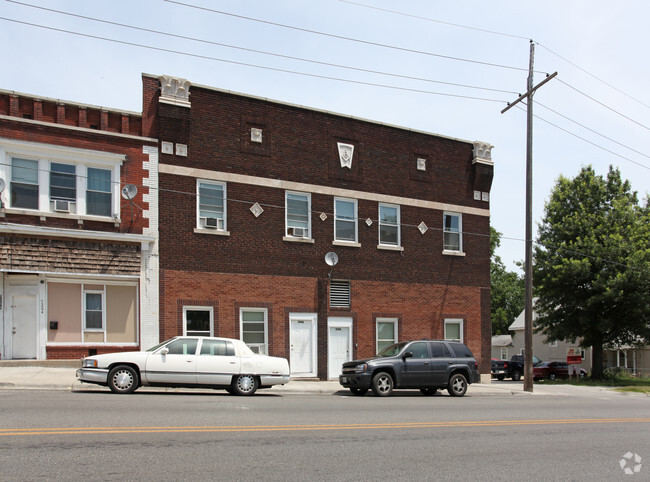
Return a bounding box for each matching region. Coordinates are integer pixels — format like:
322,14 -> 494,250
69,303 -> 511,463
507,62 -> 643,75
54,200 -> 70,213
204,217 -> 224,230
288,227 -> 307,238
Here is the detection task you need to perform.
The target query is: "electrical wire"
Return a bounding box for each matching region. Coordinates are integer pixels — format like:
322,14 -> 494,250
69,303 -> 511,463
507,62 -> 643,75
4,0 -> 519,96
556,78 -> 649,131
163,0 -> 532,73
0,16 -> 508,104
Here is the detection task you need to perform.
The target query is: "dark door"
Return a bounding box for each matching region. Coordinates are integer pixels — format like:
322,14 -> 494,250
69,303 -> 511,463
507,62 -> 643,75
399,342 -> 433,388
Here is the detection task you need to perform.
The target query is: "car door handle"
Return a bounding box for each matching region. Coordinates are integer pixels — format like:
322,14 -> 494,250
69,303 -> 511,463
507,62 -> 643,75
229,361 -> 236,365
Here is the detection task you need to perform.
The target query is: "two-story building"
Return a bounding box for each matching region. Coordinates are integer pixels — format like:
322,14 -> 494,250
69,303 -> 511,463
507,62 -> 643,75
0,88 -> 159,360
146,74 -> 493,380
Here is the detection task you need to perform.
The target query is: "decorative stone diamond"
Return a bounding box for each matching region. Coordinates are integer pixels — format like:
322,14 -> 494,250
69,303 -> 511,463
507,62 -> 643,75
365,218 -> 373,226
250,202 -> 264,218
320,212 -> 328,221
418,222 -> 428,234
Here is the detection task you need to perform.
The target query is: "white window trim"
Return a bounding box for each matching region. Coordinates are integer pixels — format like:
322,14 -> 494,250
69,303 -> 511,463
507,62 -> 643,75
378,203 -> 401,248
195,179 -> 229,235
83,288 -> 106,338
183,306 -> 214,337
285,190 -> 312,240
444,318 -> 464,342
239,307 -> 268,355
1,139 -> 123,221
442,211 -> 464,255
334,197 -> 358,244
376,317 -> 398,351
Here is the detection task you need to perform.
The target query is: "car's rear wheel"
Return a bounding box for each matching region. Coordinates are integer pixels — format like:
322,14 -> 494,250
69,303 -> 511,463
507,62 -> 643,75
549,373 -> 556,380
420,387 -> 437,396
497,375 -> 505,381
511,370 -> 521,381
108,365 -> 139,394
447,373 -> 468,397
371,372 -> 394,397
349,387 -> 368,396
231,374 -> 258,396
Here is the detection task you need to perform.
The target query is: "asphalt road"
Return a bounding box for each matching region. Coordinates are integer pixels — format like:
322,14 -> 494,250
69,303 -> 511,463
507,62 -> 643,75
0,388 -> 647,481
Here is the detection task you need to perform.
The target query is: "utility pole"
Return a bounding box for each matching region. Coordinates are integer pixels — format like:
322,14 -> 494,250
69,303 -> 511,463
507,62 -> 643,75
501,41 -> 557,392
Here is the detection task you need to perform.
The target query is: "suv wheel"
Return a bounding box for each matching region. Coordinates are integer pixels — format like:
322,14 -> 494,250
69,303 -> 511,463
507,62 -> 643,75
447,373 -> 468,397
371,372 -> 394,397
511,370 -> 521,381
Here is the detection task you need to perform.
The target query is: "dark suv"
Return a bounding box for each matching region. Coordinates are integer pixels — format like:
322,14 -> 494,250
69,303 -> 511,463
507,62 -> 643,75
339,340 -> 480,397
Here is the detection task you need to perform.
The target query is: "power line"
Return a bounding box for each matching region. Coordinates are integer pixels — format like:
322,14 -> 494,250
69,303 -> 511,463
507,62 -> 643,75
536,101 -> 650,160
0,16 -> 508,104
5,0 -> 518,96
163,0 -> 532,73
556,79 -> 649,131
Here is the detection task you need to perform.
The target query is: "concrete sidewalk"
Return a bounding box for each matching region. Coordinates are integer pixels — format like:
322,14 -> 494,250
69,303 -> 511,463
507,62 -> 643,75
0,363 -> 629,397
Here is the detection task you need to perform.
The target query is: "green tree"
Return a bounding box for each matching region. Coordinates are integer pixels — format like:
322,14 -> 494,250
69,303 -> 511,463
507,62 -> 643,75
534,166 -> 650,379
490,227 -> 525,335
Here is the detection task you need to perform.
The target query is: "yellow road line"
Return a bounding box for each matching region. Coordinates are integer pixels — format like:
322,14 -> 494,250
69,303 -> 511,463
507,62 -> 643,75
1,418 -> 649,437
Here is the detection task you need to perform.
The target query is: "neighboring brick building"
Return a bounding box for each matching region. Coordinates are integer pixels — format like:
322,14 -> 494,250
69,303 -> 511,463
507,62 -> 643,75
148,74 -> 494,379
0,88 -> 159,360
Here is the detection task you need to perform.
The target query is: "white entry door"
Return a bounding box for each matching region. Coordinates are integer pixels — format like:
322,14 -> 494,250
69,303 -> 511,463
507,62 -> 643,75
290,315 -> 316,377
328,317 -> 352,380
9,292 -> 39,359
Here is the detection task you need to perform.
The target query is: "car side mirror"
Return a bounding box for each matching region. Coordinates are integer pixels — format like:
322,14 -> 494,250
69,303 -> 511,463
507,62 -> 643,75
160,347 -> 169,355
402,351 -> 413,360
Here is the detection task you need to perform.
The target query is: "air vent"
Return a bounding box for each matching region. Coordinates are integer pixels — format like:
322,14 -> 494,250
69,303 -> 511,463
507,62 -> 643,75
329,280 -> 351,308
54,200 -> 70,212
203,217 -> 224,230
287,227 -> 307,238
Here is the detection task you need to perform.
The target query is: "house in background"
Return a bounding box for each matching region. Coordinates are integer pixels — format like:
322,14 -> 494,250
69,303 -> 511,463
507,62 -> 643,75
147,74 -> 494,380
491,334 -> 513,360
509,307 -> 591,374
0,87 -> 159,360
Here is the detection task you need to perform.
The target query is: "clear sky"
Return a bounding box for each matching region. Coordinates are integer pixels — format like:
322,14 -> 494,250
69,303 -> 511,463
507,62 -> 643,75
2,0 -> 648,271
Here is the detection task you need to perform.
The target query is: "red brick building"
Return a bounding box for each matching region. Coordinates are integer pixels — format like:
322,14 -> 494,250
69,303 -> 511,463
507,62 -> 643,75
147,74 -> 493,379
0,87 -> 159,360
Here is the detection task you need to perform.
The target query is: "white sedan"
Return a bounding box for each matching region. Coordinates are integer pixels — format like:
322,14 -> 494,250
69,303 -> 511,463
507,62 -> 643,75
76,336 -> 290,396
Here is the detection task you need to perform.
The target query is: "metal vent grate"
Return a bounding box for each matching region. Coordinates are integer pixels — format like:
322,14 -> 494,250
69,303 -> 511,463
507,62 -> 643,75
329,280 -> 351,308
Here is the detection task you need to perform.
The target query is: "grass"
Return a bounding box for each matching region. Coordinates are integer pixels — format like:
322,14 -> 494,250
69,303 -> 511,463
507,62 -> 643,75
539,370 -> 650,392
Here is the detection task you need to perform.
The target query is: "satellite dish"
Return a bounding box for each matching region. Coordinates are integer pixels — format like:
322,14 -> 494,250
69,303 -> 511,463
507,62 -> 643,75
121,184 -> 137,200
0,178 -> 5,193
324,252 -> 339,267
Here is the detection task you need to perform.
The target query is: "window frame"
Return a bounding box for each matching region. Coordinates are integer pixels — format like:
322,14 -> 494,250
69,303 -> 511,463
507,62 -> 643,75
376,318 -> 398,354
196,180 -> 227,231
240,307 -> 268,355
83,288 -> 105,332
334,197 -> 358,244
443,212 -> 463,253
285,191 -> 311,239
378,203 -> 401,247
183,306 -> 214,337
444,318 -> 464,342
1,140 -> 123,220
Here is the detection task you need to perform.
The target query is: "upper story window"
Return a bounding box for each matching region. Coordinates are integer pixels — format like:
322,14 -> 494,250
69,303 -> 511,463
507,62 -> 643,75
50,162 -> 77,213
86,167 -> 112,217
334,197 -> 357,243
286,191 -> 311,239
444,318 -> 463,342
11,158 -> 39,210
2,139 -> 123,220
378,203 -> 400,247
443,212 -> 463,253
197,180 -> 226,231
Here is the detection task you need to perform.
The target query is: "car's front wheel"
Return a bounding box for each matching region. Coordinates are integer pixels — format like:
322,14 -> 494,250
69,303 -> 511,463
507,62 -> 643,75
420,387 -> 437,396
371,372 -> 394,397
447,373 -> 468,397
231,374 -> 258,396
349,387 -> 368,396
108,365 -> 139,394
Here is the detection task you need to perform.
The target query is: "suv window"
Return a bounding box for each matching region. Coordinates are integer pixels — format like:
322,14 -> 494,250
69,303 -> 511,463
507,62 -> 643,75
430,342 -> 452,358
448,342 -> 474,358
408,342 -> 429,359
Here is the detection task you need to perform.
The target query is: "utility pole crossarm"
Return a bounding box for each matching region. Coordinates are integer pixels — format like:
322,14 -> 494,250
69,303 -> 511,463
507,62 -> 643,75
501,72 -> 558,114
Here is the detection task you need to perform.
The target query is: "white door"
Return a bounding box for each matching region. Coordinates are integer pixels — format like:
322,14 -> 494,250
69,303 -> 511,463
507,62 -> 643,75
328,319 -> 352,380
290,319 -> 314,376
9,292 -> 39,359
144,338 -> 198,385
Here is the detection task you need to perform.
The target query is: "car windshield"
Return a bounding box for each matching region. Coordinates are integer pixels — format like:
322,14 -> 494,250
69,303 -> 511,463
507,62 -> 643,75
377,342 -> 408,357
